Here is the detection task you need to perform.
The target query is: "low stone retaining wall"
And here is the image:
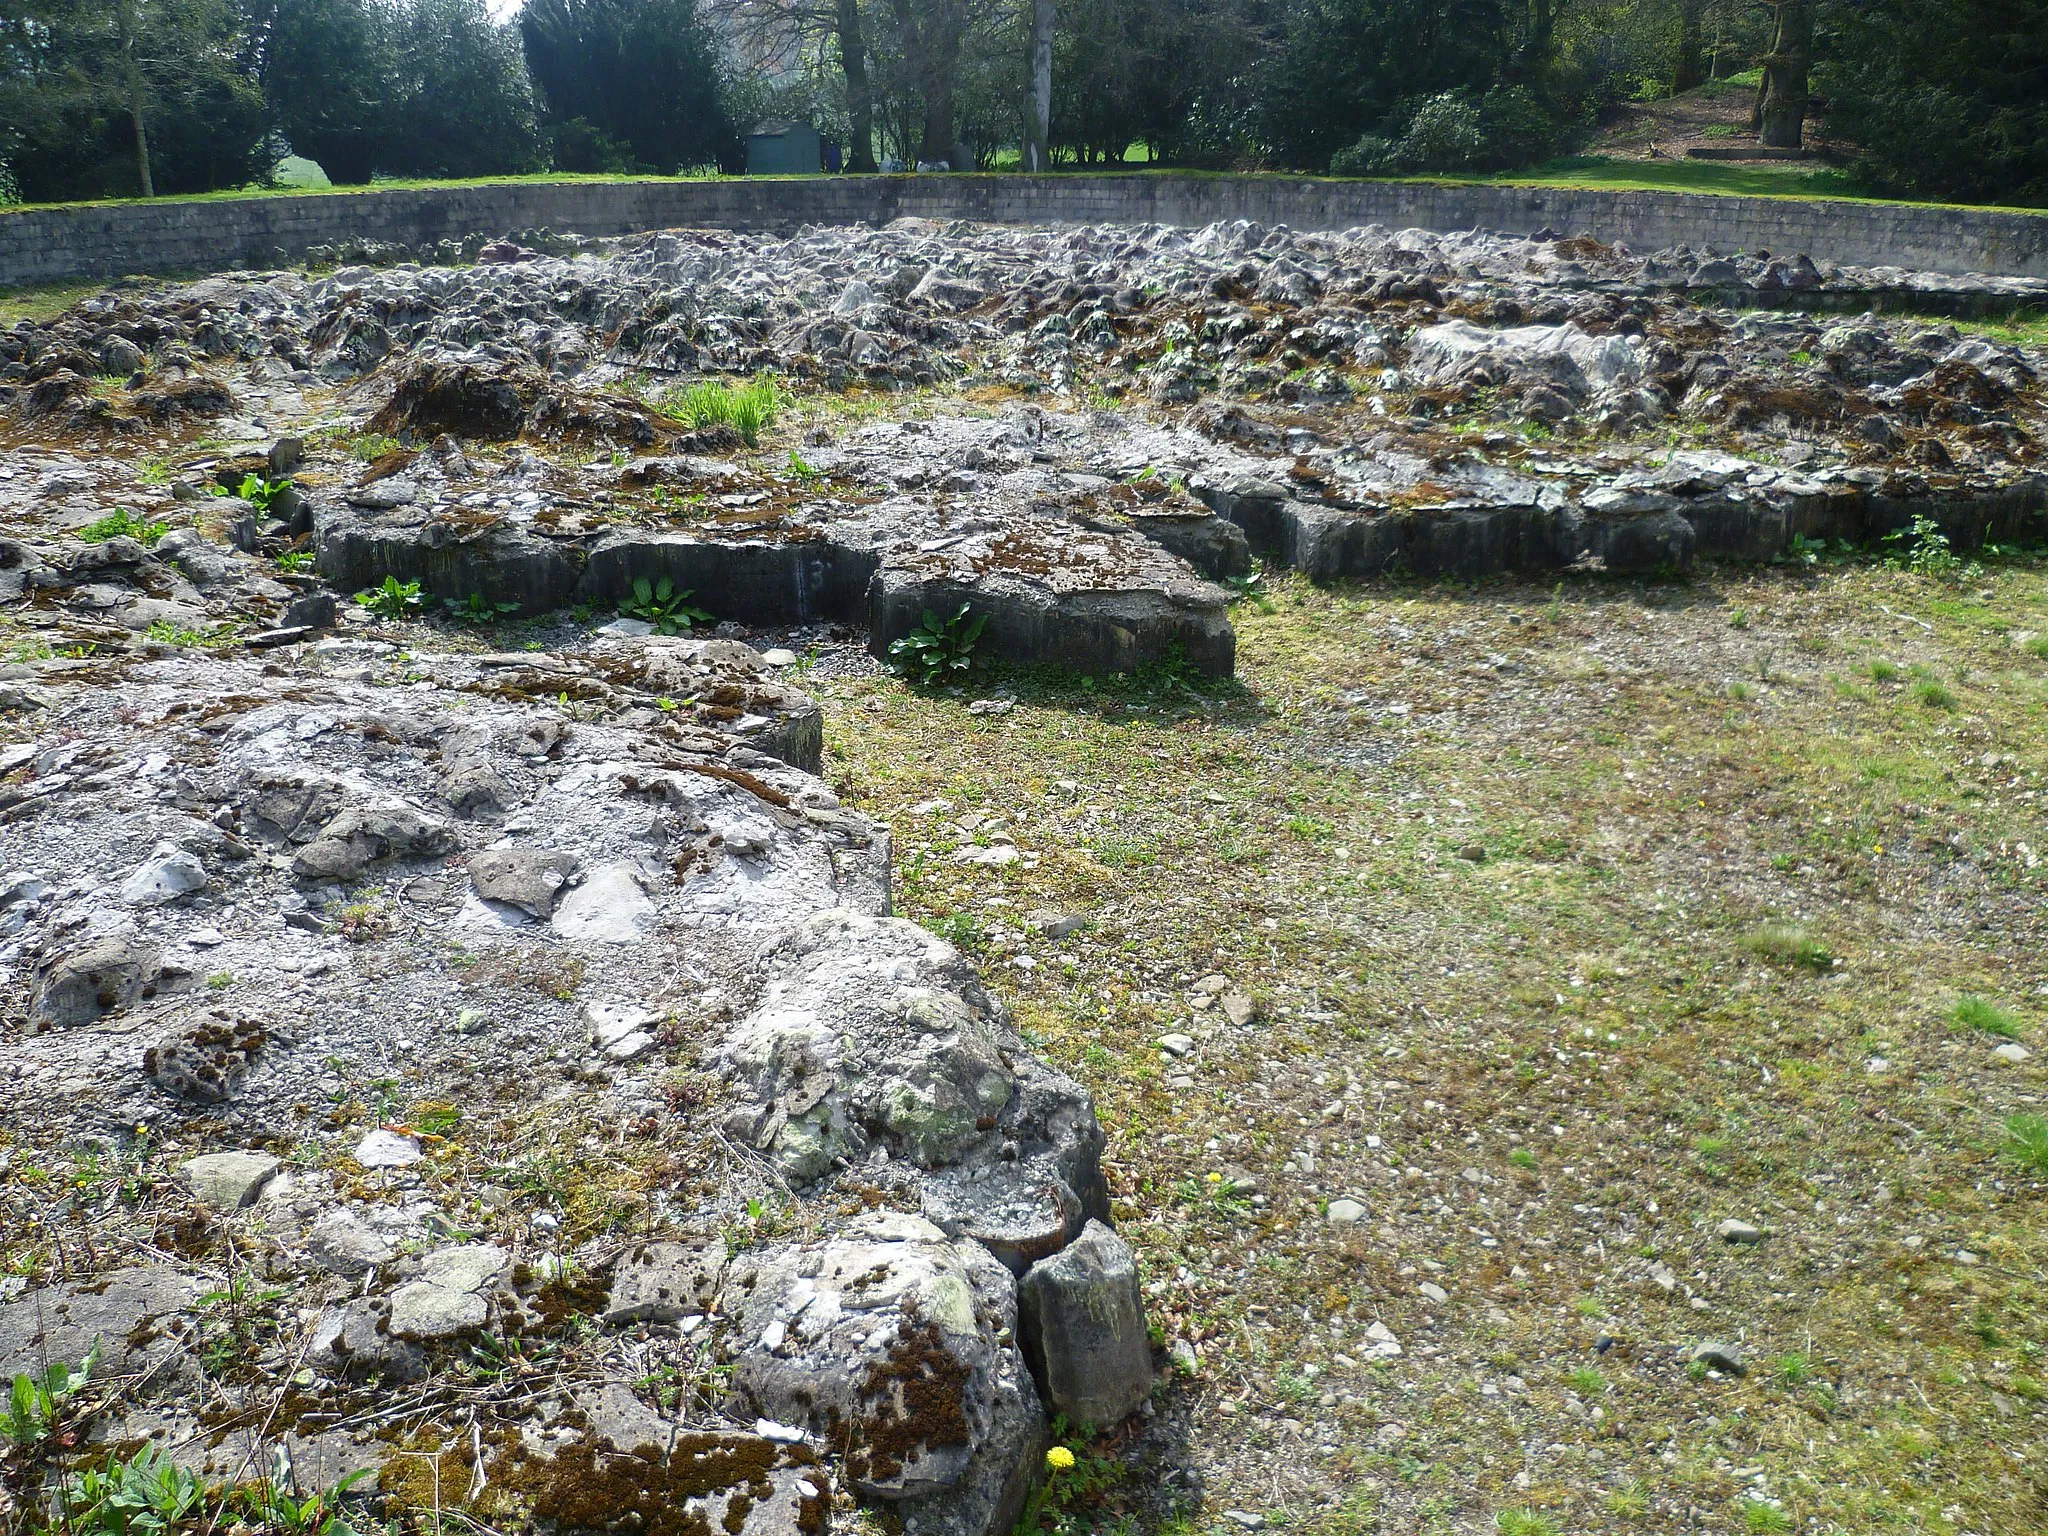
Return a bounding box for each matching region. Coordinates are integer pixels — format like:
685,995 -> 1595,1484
8,174 -> 2048,289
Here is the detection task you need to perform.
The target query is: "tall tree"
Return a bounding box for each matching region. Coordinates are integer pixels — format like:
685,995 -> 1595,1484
836,0 -> 877,167
1253,0 -> 1513,170
116,0 -> 154,194
1672,0 -> 1706,91
885,0 -> 963,162
1824,0 -> 2048,203
0,0 -> 267,201
390,0 -> 543,176
702,0 -> 877,168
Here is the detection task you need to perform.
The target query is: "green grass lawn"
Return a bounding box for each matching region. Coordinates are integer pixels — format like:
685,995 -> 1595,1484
1479,154 -> 1865,200
0,169 -> 694,215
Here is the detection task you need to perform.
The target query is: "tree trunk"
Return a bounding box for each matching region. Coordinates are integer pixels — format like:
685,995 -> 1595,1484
1674,0 -> 1705,92
1022,0 -> 1052,172
1756,0 -> 1815,148
836,0 -> 876,171
117,0 -> 155,197
916,0 -> 961,165
1522,0 -> 1554,73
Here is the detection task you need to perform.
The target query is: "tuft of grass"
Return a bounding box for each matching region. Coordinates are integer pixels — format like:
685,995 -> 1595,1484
1565,1365 -> 1605,1395
1494,1511 -> 1561,1536
1911,679 -> 1959,710
660,373 -> 780,446
2024,634 -> 2048,660
1603,1481 -> 1649,1519
1951,995 -> 2022,1039
1740,1500 -> 1793,1533
1776,1353 -> 1812,1385
2001,1113 -> 2048,1175
1741,922 -> 1832,970
1508,1147 -> 1537,1168
1864,658 -> 1900,682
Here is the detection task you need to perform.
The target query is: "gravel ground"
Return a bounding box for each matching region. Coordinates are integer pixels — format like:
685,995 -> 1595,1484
807,558 -> 2048,1536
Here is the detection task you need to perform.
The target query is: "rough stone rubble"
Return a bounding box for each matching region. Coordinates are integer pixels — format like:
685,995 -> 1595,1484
0,639 -> 1151,1533
5,216 -> 2042,679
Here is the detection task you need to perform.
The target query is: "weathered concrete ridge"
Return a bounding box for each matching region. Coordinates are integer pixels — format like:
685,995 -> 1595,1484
10,173 -> 2048,288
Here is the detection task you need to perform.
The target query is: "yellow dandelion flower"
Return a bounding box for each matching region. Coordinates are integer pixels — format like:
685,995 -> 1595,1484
1045,1446 -> 1076,1472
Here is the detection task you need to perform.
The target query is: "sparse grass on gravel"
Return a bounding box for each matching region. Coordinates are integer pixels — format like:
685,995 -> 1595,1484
813,557 -> 2048,1536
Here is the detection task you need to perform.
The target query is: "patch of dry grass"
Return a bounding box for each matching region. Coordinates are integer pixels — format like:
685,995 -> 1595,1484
815,559 -> 2048,1535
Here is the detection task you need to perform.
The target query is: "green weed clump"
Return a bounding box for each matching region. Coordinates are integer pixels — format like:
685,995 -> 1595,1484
79,508 -> 168,545
619,576 -> 712,634
2002,1113 -> 2048,1175
355,575 -> 424,619
888,603 -> 987,686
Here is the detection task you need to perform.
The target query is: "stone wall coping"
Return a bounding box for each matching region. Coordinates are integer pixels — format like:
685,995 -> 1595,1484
7,173 -> 2047,288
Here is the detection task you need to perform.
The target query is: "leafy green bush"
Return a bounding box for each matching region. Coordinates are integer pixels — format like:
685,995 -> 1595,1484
79,509 -> 169,545
1883,514 -> 1976,580
443,591 -> 519,625
62,1443 -> 206,1534
1472,86 -> 1558,168
1329,134 -> 1400,175
5,1346 -> 96,1448
211,472 -> 293,513
619,576 -> 712,634
355,575 -> 425,619
1398,92 -> 1491,171
1329,86 -> 1558,175
888,604 -> 988,686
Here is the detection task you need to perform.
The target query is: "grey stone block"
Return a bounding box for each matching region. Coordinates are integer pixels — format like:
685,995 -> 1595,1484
1016,1218 -> 1152,1429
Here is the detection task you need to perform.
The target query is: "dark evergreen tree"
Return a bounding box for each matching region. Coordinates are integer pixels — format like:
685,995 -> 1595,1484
520,0 -> 738,172
390,0 -> 545,176
258,0 -> 398,183
1824,0 -> 2048,204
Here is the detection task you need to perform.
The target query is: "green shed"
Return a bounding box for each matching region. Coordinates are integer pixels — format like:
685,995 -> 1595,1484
747,121 -> 822,176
